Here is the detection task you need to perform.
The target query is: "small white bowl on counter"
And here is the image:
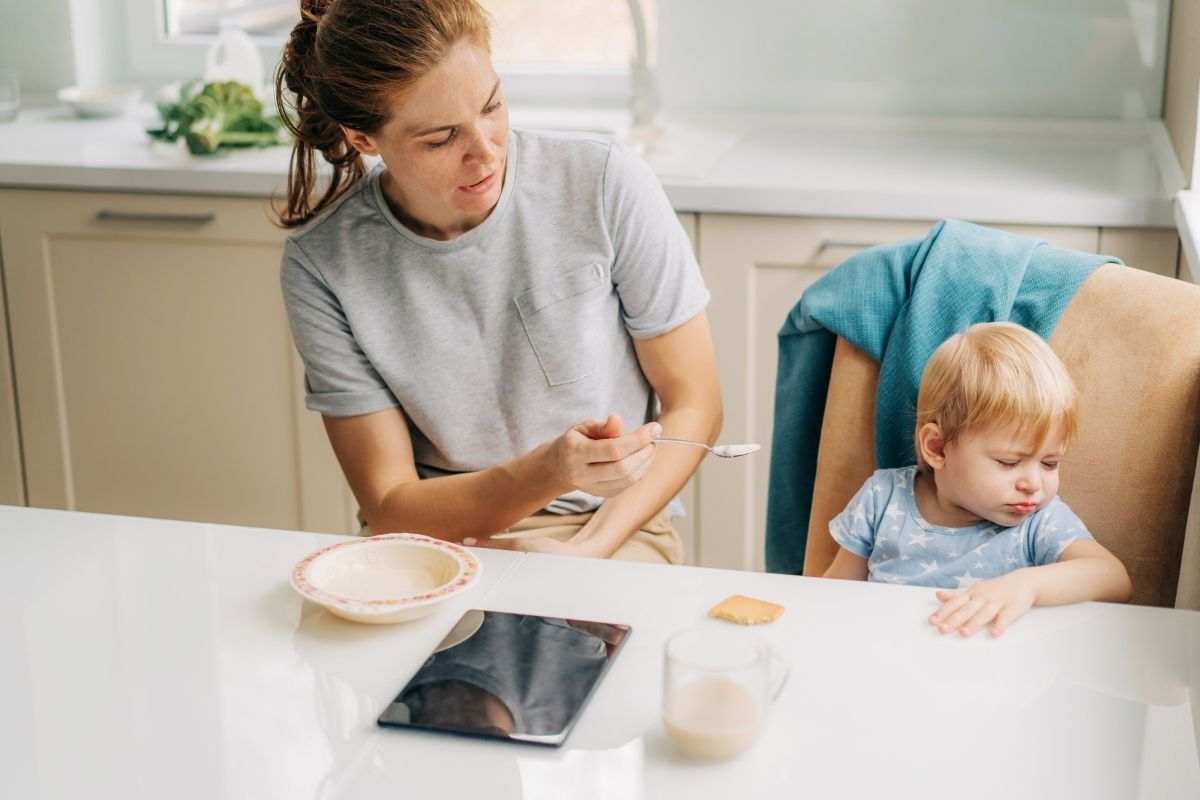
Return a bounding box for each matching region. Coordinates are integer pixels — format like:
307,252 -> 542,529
289,533 -> 482,624
57,85 -> 144,118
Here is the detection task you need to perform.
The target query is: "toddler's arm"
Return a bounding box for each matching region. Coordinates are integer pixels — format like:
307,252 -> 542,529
1018,539 -> 1132,605
823,547 -> 869,581
929,540 -> 1131,638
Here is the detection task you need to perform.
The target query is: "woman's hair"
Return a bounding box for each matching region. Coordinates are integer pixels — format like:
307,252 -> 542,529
274,0 -> 491,228
914,321 -> 1078,468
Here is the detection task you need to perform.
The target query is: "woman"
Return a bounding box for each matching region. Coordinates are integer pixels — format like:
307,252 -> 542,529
275,0 -> 721,563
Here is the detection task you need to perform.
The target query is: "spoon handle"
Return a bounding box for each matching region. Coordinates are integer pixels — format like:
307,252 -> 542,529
654,437 -> 712,452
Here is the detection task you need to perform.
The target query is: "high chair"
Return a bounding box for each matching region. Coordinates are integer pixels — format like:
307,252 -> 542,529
804,264 -> 1200,608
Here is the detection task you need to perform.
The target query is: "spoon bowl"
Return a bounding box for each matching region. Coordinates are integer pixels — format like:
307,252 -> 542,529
656,437 -> 761,459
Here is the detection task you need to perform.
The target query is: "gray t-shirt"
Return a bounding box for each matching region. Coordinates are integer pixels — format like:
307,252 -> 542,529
281,129 -> 709,513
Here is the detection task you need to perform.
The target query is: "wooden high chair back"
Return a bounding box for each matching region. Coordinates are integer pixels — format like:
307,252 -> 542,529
804,264 -> 1200,608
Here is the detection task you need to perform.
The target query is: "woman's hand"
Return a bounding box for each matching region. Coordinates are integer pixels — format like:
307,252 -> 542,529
928,569 -> 1038,638
547,415 -> 660,498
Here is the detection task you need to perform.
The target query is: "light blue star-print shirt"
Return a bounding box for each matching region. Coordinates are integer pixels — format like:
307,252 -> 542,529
829,466 -> 1093,589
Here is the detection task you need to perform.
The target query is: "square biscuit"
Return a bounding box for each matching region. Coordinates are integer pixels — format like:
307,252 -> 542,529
708,594 -> 784,625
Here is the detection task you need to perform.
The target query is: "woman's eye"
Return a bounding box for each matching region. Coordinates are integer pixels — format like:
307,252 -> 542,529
484,101 -> 503,114
427,128 -> 458,149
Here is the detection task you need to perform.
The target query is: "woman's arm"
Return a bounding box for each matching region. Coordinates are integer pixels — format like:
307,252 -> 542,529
518,312 -> 722,558
324,406 -> 660,540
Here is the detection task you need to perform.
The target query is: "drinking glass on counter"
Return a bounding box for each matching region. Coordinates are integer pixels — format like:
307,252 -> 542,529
662,627 -> 789,760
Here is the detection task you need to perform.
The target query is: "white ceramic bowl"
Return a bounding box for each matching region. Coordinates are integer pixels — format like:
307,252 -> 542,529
57,85 -> 144,118
290,533 -> 482,624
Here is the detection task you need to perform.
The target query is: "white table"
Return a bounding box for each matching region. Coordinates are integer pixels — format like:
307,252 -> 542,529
2,506 -> 1198,799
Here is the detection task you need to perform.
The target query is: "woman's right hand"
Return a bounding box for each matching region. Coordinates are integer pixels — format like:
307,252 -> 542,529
547,415 -> 660,498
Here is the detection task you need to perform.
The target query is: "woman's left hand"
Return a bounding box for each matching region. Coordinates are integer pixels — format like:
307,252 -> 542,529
928,569 -> 1038,638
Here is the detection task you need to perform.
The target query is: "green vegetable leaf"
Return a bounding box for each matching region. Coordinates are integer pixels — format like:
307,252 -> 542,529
147,79 -> 287,155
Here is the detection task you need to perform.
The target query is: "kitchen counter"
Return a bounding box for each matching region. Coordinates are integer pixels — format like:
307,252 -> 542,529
0,105 -> 1185,227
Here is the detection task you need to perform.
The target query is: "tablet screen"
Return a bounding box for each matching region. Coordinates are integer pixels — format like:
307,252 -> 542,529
377,610 -> 631,746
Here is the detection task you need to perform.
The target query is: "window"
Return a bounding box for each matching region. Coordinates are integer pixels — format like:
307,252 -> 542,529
158,0 -> 655,73
163,1 -> 295,37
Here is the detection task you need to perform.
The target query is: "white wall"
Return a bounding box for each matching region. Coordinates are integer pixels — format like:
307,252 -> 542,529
0,0 -> 126,98
0,0 -> 77,96
658,0 -> 1171,120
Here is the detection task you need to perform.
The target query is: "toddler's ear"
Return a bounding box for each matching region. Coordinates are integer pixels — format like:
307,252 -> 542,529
917,422 -> 948,469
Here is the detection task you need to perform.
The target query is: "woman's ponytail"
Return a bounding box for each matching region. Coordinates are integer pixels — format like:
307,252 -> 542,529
271,0 -> 491,228
273,1 -> 366,228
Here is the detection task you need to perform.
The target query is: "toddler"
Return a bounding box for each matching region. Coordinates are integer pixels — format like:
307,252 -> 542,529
823,322 -> 1131,637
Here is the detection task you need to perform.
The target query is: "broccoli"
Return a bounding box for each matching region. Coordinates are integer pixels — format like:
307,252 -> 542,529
147,80 -> 287,156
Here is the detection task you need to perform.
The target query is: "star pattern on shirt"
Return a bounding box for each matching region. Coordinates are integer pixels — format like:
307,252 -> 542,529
908,530 -> 932,548
884,505 -> 906,526
918,560 -> 940,575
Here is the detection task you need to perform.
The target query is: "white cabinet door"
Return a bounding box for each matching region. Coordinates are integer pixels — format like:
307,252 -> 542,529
673,212 -> 701,563
696,214 -> 1102,571
0,189 -> 356,533
0,268 -> 22,506
1098,228 -> 1181,277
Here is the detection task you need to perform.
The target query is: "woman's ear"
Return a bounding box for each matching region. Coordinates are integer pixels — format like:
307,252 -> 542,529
917,422 -> 948,470
342,126 -> 381,156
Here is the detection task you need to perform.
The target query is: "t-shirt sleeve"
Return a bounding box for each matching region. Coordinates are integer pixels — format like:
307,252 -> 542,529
280,239 -> 399,417
1026,498 -> 1094,566
828,473 -> 882,559
602,142 -> 710,338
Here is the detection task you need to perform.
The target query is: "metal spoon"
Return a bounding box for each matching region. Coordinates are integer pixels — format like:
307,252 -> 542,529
655,437 -> 761,459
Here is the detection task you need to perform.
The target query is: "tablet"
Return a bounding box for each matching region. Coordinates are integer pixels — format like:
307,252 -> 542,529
378,610 -> 631,746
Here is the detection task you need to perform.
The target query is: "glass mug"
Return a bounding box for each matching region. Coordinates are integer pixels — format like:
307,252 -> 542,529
661,627 -> 789,760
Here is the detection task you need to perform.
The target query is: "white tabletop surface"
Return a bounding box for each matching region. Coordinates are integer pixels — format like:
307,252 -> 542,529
0,105 -> 1183,228
2,505 -> 1198,799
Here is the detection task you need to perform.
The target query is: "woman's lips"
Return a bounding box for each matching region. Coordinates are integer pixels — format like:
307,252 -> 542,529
459,171 -> 496,194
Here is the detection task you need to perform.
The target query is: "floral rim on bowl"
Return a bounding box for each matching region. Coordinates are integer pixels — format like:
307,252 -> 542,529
289,533 -> 481,616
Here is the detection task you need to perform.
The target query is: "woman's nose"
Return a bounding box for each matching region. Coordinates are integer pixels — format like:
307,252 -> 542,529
462,124 -> 496,163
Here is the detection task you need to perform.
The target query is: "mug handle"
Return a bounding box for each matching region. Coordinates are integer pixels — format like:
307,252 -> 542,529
767,647 -> 790,701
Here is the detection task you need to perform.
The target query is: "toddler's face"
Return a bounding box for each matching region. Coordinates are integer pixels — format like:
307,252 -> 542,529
939,423 -> 1065,527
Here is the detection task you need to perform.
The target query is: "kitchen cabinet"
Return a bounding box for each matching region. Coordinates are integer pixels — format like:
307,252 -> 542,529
694,214 -> 1179,571
0,185 -> 1182,563
0,189 -> 357,534
1098,227 -> 1181,278
674,212 -> 701,564
0,266 -> 22,506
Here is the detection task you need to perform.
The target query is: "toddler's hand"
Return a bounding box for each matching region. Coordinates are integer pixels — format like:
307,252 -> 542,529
929,570 -> 1037,638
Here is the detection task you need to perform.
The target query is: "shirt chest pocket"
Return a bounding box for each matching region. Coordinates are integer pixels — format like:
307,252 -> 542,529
514,263 -> 610,387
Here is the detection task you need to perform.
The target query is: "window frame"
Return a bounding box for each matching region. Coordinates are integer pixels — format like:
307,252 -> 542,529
123,0 -> 632,106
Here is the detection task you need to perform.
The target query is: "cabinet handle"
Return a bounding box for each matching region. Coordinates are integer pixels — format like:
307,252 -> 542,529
813,240 -> 878,258
95,210 -> 216,226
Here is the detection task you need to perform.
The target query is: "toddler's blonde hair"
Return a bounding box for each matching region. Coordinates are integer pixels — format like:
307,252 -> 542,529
914,321 -> 1077,469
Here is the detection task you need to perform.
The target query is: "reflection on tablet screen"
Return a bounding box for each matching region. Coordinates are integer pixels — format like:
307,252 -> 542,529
378,610 -> 631,747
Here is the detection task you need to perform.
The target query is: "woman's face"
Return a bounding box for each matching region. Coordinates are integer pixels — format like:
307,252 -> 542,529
345,38 -> 509,240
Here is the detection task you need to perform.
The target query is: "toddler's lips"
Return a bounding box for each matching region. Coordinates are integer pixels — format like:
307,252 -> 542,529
1008,503 -> 1037,515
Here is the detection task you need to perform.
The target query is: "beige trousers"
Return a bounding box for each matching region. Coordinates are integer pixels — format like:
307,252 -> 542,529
358,507 -> 684,565
494,506 -> 684,565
